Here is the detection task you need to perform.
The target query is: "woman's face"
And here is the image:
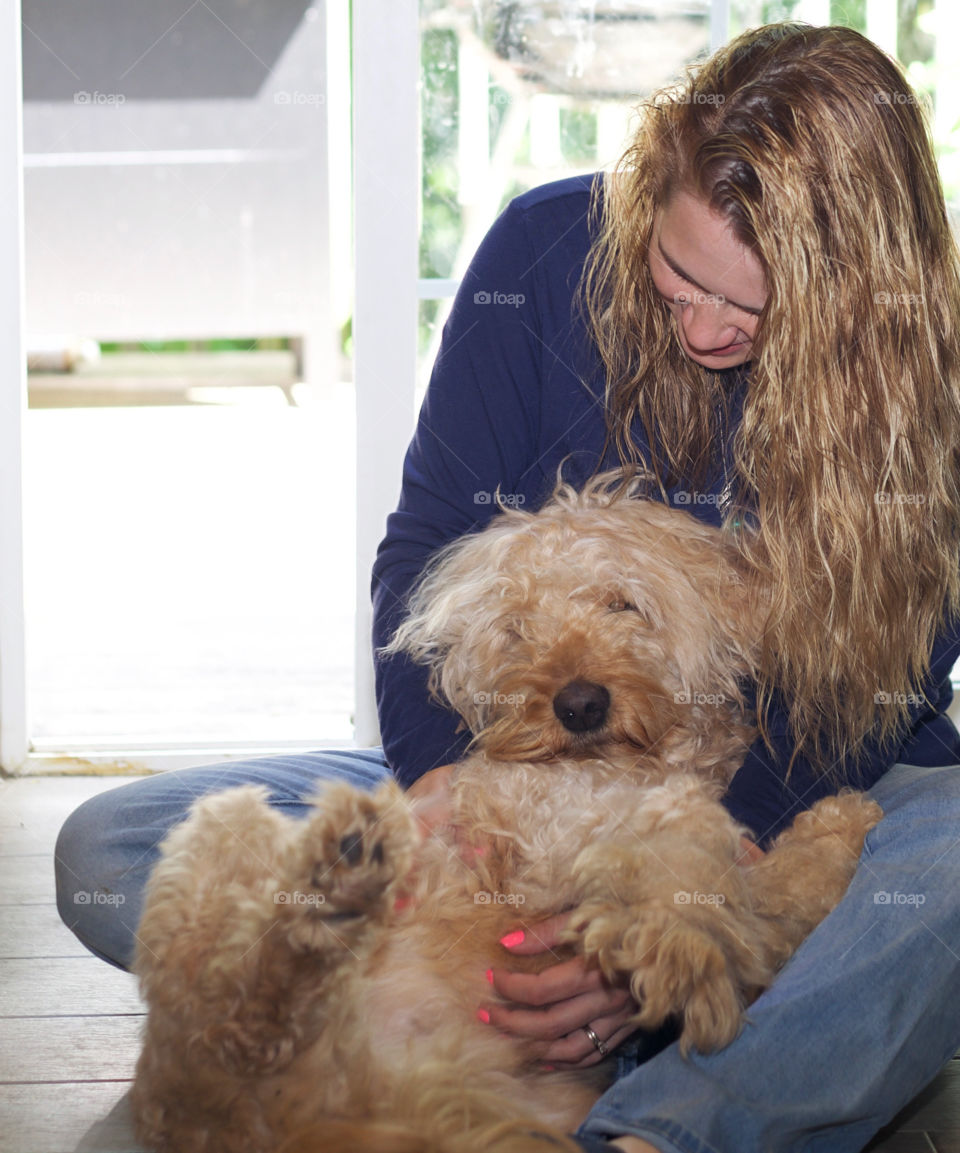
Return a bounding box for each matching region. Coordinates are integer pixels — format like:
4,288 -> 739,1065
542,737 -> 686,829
649,189 -> 767,368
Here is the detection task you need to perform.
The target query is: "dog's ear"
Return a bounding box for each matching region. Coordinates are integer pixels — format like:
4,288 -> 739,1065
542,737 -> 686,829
609,502 -> 765,691
380,509 -> 532,716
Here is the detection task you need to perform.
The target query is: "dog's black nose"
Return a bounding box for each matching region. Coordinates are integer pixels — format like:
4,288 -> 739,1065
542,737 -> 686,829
553,680 -> 610,733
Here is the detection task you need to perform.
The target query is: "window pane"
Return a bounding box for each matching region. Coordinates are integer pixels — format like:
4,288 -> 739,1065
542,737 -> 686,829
22,1 -> 353,750
419,0 -> 711,382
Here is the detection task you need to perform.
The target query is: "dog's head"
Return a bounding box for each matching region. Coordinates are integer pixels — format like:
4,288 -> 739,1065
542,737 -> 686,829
386,473 -> 761,772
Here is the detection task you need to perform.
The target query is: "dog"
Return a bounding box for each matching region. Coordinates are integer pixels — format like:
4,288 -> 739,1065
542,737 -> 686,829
130,473 -> 881,1153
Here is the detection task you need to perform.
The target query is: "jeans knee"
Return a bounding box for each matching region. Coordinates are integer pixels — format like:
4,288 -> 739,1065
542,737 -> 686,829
863,764 -> 960,887
54,791 -> 140,970
55,794 -> 98,914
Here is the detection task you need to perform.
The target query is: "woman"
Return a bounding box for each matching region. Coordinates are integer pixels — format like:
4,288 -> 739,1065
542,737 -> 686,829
57,22 -> 960,1152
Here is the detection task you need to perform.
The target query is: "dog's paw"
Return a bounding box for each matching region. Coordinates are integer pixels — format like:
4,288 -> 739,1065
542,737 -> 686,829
275,781 -> 418,953
792,791 -> 883,859
574,902 -> 747,1054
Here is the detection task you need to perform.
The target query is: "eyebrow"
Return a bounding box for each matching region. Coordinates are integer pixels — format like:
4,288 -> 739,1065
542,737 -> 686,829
656,236 -> 765,316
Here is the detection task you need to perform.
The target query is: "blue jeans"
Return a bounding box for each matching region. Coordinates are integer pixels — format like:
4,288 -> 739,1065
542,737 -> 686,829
55,754 -> 960,1149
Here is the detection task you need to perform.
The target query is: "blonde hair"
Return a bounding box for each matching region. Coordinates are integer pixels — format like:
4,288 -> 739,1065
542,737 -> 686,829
582,22 -> 960,773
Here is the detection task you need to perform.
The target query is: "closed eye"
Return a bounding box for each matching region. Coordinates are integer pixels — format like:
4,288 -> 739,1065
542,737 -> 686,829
607,598 -> 638,613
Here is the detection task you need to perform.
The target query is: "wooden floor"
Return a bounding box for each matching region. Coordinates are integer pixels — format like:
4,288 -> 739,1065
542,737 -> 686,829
1,773 -> 958,1153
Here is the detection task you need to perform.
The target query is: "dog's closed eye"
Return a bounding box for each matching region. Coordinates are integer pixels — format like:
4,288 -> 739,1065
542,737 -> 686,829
607,597 -> 638,614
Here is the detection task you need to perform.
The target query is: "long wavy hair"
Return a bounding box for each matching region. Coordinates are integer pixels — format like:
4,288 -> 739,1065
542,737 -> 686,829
581,22 -> 960,774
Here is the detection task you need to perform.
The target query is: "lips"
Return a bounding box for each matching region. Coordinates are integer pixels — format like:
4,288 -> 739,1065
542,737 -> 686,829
697,339 -> 747,357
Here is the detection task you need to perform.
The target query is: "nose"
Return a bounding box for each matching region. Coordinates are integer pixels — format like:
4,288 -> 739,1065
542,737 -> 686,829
679,300 -> 739,354
553,680 -> 610,734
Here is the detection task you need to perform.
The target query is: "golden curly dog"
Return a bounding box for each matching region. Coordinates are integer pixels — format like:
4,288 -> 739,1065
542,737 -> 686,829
131,475 -> 881,1153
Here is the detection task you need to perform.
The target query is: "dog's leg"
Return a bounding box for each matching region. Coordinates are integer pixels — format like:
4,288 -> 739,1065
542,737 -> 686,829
570,880 -> 754,1052
132,781 -> 420,1152
560,780 -> 778,1054
273,779 -> 418,956
743,791 -> 883,959
199,780 -> 418,1077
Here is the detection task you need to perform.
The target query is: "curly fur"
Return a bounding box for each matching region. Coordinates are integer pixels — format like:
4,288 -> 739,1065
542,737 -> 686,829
131,476 -> 881,1152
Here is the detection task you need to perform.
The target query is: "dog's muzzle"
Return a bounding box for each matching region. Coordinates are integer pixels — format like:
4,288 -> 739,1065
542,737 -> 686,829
553,680 -> 610,734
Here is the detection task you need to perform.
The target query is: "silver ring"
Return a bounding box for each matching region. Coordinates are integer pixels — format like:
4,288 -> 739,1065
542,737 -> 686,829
583,1024 -> 609,1057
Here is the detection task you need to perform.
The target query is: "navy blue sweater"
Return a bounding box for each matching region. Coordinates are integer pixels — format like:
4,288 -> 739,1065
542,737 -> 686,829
371,174 -> 960,845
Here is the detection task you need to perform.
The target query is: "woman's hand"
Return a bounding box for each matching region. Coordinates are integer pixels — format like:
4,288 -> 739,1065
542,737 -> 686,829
481,913 -> 639,1067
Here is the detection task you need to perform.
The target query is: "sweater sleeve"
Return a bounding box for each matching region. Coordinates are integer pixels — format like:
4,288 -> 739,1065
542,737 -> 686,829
722,618 -> 960,845
371,198 -> 554,787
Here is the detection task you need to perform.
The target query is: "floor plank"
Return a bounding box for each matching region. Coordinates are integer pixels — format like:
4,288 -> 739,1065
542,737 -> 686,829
0,903 -> 92,959
0,1082 -> 143,1153
0,956 -> 142,1017
0,1015 -> 143,1082
889,1064 -> 960,1133
869,1134 -> 936,1153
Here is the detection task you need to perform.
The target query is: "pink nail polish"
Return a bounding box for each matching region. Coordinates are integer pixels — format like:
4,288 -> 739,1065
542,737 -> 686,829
476,1008 -> 491,1024
485,968 -> 494,984
499,929 -> 525,949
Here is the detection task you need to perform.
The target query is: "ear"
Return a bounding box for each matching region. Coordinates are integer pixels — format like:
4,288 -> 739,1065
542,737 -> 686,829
381,508 -> 530,689
696,537 -> 764,665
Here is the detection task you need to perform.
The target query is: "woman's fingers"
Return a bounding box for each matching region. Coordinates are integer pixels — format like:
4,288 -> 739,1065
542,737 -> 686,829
540,1017 -> 640,1068
489,955 -> 608,1007
484,982 -> 634,1042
